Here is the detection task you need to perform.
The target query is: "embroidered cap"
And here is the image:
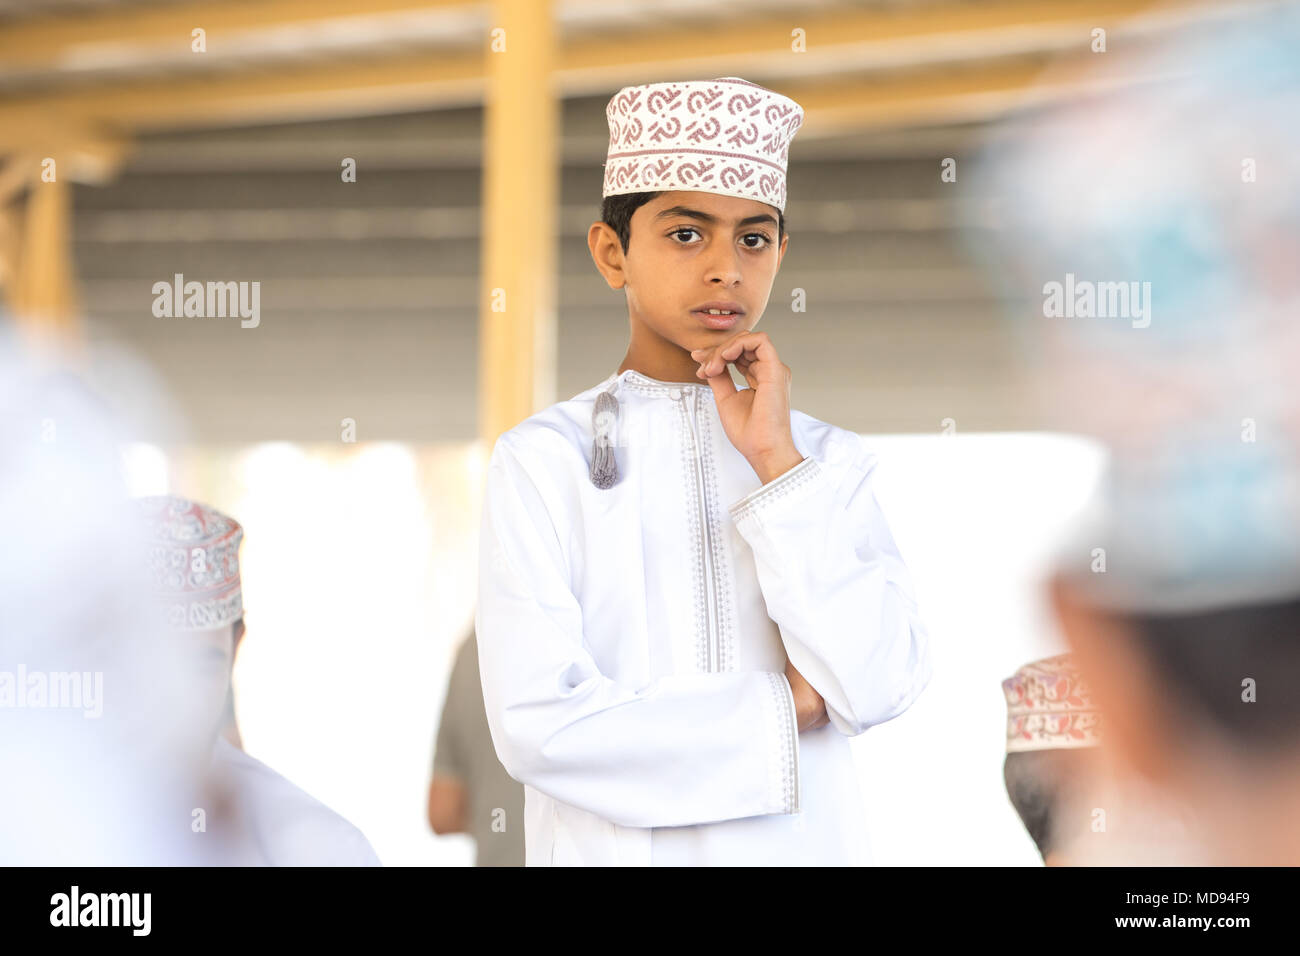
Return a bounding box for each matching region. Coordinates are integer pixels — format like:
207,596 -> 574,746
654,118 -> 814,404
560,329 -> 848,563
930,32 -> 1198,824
1002,654 -> 1101,753
135,495 -> 244,631
602,76 -> 805,213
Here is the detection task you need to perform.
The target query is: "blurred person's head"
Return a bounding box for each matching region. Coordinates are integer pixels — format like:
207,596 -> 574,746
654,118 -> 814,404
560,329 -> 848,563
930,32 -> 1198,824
1000,654 -> 1197,865
1052,580 -> 1300,864
1001,655 -> 1102,864
134,495 -> 246,755
972,3 -> 1300,450
972,3 -> 1300,863
190,623 -> 237,730
1003,749 -> 1099,865
589,78 -> 802,378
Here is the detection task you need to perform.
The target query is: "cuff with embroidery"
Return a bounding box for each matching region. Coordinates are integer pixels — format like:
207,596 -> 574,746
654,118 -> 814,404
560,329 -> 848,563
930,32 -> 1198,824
759,670 -> 801,814
727,455 -> 826,530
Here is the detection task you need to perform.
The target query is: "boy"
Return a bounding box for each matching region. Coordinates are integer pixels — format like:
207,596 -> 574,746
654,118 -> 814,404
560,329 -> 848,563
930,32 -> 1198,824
475,76 -> 932,865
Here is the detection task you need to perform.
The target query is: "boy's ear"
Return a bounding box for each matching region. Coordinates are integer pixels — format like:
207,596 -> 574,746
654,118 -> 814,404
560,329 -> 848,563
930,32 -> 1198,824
587,221 -> 627,290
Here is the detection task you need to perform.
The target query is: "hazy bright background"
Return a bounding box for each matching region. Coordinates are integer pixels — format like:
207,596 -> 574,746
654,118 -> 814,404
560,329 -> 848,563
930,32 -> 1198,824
122,430 -> 1104,866
5,0 -> 1259,866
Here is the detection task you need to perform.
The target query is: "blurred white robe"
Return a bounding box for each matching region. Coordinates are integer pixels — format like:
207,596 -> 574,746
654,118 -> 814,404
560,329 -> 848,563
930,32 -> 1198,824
476,368 -> 932,866
207,738 -> 382,866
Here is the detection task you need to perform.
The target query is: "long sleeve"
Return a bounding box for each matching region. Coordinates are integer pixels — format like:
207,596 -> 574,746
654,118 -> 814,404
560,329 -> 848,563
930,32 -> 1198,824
728,433 -> 932,737
474,433 -> 800,829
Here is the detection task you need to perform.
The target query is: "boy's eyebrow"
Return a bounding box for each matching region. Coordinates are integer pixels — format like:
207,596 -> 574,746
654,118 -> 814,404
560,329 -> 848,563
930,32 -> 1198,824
653,205 -> 777,229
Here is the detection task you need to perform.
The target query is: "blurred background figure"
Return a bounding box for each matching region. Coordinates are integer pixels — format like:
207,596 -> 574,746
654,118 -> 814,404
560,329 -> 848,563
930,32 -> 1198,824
1001,654 -> 1196,865
0,322 -> 211,865
977,2 -> 1300,864
223,617 -> 247,749
135,494 -> 382,866
428,631 -> 525,867
1001,654 -> 1102,866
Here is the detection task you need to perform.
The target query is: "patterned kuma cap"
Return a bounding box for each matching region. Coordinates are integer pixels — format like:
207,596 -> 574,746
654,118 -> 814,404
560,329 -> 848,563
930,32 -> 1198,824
602,76 -> 805,213
1002,654 -> 1101,753
134,495 -> 243,631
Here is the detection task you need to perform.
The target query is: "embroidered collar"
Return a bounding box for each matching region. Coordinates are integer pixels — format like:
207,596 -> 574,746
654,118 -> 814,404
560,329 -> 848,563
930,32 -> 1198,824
610,368 -> 711,396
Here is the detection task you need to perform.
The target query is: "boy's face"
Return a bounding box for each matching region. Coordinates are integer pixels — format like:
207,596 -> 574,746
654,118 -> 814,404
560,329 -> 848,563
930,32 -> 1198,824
589,190 -> 789,377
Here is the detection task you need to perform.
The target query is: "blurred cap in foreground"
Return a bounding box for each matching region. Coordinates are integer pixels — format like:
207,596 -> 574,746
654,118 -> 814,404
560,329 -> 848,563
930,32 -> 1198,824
975,3 -> 1300,613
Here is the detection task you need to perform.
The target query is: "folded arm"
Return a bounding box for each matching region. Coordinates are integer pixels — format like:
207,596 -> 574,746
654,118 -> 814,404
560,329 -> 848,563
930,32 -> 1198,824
728,433 -> 932,737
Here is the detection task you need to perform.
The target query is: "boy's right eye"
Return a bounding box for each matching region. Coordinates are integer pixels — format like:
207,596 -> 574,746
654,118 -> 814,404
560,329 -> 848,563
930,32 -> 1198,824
670,228 -> 701,244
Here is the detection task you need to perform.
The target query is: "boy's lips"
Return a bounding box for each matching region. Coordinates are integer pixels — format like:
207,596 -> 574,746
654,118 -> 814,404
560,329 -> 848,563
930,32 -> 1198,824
693,310 -> 741,330
691,302 -> 745,330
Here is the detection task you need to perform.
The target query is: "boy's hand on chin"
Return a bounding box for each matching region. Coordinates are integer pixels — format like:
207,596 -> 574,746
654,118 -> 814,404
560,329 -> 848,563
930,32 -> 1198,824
691,331 -> 804,484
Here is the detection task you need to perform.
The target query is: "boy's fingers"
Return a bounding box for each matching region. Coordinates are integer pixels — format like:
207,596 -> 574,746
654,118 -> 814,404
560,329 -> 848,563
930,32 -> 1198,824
693,332 -> 777,366
735,356 -> 759,386
695,335 -> 783,379
720,333 -> 775,363
691,348 -> 717,374
704,366 -> 737,401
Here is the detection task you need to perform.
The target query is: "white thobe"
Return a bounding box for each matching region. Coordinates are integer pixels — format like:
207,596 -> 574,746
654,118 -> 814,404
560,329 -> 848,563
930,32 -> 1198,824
206,738 -> 382,866
475,367 -> 931,865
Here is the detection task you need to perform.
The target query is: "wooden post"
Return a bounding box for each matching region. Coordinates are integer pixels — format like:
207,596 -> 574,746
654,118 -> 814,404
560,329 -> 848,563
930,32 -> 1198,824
478,0 -> 559,448
11,158 -> 81,346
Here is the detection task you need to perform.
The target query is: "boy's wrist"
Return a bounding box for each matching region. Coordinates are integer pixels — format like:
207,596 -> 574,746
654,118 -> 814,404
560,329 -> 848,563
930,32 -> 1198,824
749,446 -> 805,485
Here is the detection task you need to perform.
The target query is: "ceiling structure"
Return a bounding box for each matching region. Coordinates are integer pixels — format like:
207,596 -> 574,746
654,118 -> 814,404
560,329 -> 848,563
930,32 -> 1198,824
0,0 -> 1256,441
0,0 -> 1235,142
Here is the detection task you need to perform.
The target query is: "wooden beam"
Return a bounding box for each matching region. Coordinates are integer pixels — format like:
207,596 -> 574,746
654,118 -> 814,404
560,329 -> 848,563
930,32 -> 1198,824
789,56 -> 1143,134
0,0 -> 472,73
0,57 -> 486,146
478,0 -> 559,444
0,0 -> 1208,144
556,0 -> 1196,81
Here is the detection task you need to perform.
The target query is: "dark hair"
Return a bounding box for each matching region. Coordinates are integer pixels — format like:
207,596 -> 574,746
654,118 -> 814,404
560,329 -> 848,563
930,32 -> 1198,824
1121,593 -> 1300,755
599,191 -> 785,255
1003,749 -> 1094,861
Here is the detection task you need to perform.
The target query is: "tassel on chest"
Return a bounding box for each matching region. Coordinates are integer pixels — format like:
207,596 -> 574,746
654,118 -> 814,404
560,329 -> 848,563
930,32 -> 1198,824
589,387 -> 620,489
